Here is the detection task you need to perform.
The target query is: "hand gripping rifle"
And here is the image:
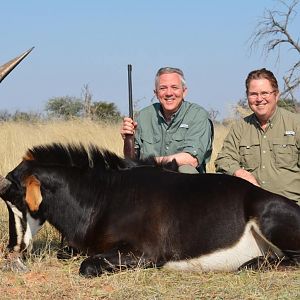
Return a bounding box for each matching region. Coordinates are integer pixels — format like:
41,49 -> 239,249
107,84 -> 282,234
0,47 -> 34,83
123,64 -> 136,159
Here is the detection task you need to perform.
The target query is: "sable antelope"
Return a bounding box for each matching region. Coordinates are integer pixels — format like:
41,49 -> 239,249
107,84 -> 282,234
0,143 -> 300,277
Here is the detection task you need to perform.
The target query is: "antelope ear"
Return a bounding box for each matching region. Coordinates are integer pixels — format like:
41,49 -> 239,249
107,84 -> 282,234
24,175 -> 42,212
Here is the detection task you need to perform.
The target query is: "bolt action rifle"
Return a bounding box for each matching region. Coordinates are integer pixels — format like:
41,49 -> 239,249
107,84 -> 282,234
123,64 -> 136,159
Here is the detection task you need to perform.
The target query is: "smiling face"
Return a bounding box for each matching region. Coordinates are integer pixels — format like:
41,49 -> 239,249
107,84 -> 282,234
155,72 -> 187,120
247,78 -> 279,126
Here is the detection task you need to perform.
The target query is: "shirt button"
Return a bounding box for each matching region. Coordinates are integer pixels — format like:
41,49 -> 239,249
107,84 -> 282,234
262,166 -> 265,169
166,146 -> 169,150
263,136 -> 266,139
262,150 -> 266,154
262,181 -> 265,184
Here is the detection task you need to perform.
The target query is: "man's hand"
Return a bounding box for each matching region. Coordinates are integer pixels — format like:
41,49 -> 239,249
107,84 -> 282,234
120,117 -> 137,140
234,169 -> 260,186
156,152 -> 198,168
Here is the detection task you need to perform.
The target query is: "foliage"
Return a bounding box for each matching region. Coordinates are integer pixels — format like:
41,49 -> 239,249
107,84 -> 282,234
277,98 -> 299,112
45,96 -> 83,119
44,86 -> 121,122
0,110 -> 43,122
90,101 -> 121,122
0,110 -> 11,122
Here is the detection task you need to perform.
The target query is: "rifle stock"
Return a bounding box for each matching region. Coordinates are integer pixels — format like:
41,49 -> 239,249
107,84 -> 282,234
123,64 -> 136,159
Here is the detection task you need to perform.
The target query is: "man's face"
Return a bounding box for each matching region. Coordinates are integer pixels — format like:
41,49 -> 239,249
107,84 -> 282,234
155,73 -> 187,117
247,78 -> 279,123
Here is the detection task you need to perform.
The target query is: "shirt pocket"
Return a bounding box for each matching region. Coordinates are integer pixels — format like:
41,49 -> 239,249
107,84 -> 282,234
172,128 -> 187,152
239,143 -> 260,171
140,134 -> 161,157
272,136 -> 298,168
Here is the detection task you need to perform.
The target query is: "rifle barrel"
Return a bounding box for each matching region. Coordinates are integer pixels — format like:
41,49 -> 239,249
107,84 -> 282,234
127,64 -> 133,119
124,64 -> 135,160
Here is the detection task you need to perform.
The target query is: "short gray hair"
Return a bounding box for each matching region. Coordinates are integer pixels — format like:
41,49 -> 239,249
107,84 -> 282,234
155,67 -> 186,90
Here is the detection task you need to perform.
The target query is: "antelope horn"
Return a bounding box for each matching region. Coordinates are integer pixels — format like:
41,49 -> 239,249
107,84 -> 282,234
0,174 -> 11,195
0,47 -> 34,83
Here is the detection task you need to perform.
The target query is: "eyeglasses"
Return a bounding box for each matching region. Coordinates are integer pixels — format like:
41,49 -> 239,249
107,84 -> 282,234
247,91 -> 276,100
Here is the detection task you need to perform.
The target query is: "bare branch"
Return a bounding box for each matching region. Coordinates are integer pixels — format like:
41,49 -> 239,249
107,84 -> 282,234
249,0 -> 300,99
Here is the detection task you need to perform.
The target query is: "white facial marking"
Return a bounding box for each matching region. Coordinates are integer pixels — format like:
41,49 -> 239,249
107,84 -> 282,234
7,201 -> 24,252
164,221 -> 283,272
6,202 -> 42,251
23,212 -> 42,249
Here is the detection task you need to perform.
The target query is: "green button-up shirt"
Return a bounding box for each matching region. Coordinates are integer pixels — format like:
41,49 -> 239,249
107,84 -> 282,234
134,101 -> 213,172
215,107 -> 300,202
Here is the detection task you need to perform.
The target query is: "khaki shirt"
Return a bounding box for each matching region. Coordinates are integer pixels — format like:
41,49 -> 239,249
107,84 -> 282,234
135,101 -> 213,172
215,107 -> 300,202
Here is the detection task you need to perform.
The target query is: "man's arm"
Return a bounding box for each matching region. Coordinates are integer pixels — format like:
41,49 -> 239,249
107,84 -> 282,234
178,108 -> 212,168
233,169 -> 260,186
215,122 -> 260,186
156,152 -> 198,167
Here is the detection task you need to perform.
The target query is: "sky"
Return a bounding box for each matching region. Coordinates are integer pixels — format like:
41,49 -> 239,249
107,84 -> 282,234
1,0 -> 299,120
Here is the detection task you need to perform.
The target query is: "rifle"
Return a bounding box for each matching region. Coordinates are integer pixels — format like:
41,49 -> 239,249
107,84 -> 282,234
123,64 -> 136,159
0,47 -> 34,83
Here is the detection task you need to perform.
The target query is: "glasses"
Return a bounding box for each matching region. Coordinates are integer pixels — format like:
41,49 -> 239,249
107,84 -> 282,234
248,91 -> 276,100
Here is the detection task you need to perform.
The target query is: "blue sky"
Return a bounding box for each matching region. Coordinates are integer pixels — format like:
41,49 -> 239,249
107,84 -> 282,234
1,0 -> 299,120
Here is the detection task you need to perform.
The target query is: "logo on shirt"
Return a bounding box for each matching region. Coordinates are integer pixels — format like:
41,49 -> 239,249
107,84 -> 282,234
284,130 -> 295,136
180,124 -> 189,128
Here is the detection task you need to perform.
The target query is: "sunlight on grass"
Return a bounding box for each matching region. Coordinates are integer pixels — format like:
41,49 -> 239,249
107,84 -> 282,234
0,120 -> 299,299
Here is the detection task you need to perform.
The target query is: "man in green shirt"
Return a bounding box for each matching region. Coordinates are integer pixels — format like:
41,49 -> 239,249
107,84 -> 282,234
215,68 -> 300,203
121,67 -> 213,173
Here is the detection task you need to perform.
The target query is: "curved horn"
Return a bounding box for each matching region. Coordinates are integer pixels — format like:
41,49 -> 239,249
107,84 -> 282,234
0,47 -> 34,83
0,174 -> 11,195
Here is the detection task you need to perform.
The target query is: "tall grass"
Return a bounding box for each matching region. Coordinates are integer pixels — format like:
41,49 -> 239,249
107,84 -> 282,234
0,120 -> 299,300
0,119 -> 123,174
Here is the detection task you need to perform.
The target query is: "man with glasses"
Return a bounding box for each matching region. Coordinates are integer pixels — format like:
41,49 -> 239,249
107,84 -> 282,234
121,67 -> 213,174
215,68 -> 300,203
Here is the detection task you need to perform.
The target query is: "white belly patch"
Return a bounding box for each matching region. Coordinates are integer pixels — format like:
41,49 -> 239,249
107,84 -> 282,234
164,221 -> 281,272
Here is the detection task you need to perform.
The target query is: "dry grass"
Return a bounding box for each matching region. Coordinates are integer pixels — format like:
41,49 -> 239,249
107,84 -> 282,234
0,120 -> 299,300
0,119 -> 123,174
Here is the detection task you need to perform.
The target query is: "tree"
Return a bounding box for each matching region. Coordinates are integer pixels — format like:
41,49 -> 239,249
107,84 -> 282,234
12,111 -> 42,122
82,84 -> 92,119
0,110 -> 12,122
45,96 -> 83,119
208,108 -> 219,122
249,0 -> 300,100
90,101 -> 121,122
277,97 -> 299,112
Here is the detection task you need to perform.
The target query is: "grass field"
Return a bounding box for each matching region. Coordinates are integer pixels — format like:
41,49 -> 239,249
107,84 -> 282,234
0,120 -> 299,300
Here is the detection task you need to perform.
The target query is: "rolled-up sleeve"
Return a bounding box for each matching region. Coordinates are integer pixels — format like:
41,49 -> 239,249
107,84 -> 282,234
182,110 -> 212,166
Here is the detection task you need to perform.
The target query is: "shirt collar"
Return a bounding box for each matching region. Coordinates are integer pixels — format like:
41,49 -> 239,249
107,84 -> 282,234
158,101 -> 184,123
253,106 -> 279,129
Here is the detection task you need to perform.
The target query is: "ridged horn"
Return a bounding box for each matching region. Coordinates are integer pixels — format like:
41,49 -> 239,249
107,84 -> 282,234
0,174 -> 11,195
0,47 -> 34,83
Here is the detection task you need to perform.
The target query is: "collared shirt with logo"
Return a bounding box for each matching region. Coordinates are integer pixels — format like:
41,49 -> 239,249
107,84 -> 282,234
134,101 -> 213,172
215,107 -> 300,202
